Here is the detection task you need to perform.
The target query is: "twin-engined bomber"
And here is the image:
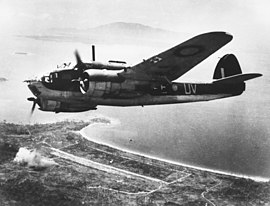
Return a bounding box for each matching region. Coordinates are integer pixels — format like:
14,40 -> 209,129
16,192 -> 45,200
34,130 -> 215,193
26,32 -> 262,114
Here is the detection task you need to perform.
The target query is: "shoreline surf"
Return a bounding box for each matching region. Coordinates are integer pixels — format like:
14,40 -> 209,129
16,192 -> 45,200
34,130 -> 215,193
80,120 -> 270,183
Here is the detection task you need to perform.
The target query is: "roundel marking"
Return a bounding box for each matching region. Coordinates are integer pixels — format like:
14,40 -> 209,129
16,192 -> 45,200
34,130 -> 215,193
174,45 -> 204,57
172,84 -> 178,92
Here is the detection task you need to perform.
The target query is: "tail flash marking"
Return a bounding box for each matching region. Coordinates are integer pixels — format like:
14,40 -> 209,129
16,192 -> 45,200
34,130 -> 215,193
221,68 -> 225,78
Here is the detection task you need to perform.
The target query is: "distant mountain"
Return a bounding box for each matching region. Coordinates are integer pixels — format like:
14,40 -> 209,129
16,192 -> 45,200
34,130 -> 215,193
22,22 -> 184,46
86,22 -> 176,37
51,22 -> 171,34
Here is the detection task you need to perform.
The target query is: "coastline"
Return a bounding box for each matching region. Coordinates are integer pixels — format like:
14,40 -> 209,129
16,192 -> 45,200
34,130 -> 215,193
80,122 -> 270,183
1,120 -> 269,205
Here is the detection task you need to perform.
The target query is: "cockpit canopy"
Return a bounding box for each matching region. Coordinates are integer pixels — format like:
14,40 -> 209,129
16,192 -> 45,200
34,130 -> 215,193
41,67 -> 81,91
41,62 -> 79,83
42,69 -> 80,83
40,60 -> 127,91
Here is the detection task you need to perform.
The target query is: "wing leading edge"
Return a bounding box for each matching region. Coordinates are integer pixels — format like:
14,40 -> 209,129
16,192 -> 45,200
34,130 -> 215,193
121,32 -> 233,82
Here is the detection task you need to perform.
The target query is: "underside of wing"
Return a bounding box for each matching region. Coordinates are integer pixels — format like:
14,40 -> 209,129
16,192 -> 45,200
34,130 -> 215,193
122,32 -> 233,82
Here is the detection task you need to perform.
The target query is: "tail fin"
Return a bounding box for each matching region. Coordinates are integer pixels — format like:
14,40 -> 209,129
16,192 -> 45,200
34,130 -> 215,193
213,54 -> 262,84
213,54 -> 242,79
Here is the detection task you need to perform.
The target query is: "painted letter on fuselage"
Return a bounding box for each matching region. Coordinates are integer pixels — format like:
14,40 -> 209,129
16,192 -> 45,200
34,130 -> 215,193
184,83 -> 197,94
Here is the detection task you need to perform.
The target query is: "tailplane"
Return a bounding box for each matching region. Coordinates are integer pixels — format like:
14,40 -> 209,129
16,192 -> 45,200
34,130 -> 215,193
213,54 -> 262,84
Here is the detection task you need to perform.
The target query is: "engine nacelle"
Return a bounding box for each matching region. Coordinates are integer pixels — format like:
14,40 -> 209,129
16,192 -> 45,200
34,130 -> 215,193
83,69 -> 125,82
39,99 -> 96,113
80,69 -> 126,95
79,70 -> 142,98
80,81 -> 122,97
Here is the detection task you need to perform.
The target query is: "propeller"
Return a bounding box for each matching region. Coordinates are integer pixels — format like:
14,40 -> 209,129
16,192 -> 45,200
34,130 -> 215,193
27,97 -> 38,116
75,50 -> 83,64
74,50 -> 87,73
79,74 -> 90,94
73,50 -> 90,93
73,46 -> 95,93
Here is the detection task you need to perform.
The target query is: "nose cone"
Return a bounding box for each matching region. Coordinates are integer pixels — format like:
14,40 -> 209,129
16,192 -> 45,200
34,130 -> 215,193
28,82 -> 41,97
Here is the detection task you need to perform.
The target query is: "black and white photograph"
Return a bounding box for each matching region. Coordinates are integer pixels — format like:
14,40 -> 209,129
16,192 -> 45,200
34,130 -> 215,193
0,0 -> 269,205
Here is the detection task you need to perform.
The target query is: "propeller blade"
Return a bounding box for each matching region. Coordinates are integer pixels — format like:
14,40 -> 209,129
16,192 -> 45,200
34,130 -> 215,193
28,97 -> 37,117
30,101 -> 36,116
74,50 -> 86,72
75,50 -> 83,64
27,97 -> 36,102
79,77 -> 89,94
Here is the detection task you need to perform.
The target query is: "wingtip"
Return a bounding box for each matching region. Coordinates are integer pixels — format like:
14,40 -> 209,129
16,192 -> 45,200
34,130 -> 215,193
225,32 -> 233,40
255,73 -> 263,78
201,31 -> 233,41
247,73 -> 263,78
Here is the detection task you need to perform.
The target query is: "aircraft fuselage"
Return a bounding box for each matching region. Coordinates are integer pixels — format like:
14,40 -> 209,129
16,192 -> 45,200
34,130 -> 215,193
28,79 -> 245,112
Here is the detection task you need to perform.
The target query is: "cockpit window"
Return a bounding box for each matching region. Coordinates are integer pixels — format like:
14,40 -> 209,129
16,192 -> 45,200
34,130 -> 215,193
41,76 -> 49,82
44,76 -> 50,82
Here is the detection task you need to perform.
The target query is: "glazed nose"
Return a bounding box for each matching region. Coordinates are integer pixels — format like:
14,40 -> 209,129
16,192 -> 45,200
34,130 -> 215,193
28,84 -> 41,96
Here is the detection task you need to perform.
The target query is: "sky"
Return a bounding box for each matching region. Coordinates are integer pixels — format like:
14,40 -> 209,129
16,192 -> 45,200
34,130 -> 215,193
0,0 -> 269,36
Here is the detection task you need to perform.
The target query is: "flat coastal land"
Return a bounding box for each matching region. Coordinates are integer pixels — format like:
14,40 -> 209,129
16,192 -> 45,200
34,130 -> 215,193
0,119 -> 269,206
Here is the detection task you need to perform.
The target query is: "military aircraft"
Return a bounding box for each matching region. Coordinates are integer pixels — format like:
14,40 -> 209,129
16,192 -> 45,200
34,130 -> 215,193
26,32 -> 262,114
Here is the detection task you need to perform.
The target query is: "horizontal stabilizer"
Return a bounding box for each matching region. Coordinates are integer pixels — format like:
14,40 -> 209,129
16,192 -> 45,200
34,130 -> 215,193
213,73 -> 262,84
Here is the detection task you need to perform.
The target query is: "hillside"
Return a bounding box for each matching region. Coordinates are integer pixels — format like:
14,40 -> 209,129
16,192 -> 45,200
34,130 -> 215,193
21,22 -> 184,45
0,120 -> 269,205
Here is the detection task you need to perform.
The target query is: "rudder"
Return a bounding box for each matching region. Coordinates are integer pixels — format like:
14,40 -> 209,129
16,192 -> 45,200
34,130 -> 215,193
213,54 -> 242,79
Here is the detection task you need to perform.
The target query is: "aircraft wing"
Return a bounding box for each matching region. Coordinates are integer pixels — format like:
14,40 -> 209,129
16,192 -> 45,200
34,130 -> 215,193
122,32 -> 233,82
